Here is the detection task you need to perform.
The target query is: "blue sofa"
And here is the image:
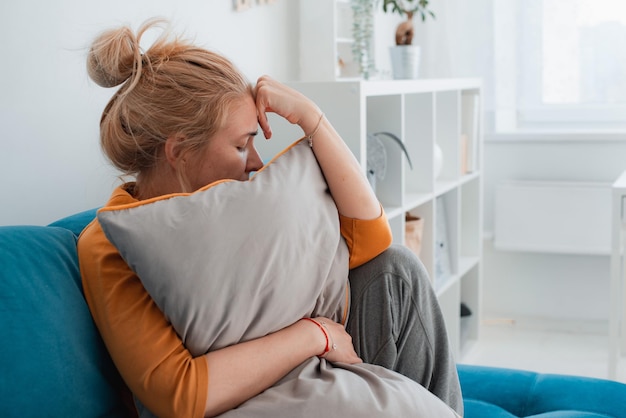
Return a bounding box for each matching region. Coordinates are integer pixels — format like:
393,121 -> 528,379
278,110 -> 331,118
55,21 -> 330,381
2,209 -> 626,418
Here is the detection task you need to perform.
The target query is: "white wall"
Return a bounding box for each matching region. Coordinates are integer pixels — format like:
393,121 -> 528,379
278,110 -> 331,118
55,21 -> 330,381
483,139 -> 626,322
0,0 -> 298,226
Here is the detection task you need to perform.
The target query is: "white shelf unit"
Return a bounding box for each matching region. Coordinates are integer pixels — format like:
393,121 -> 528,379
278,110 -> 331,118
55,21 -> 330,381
299,0 -> 361,80
258,79 -> 483,360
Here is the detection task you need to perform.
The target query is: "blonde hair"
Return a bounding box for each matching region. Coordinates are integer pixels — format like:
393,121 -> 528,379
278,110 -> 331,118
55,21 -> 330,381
87,18 -> 252,179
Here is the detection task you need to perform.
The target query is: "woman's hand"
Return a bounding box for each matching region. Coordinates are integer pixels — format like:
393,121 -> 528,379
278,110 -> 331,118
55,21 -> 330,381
254,75 -> 322,140
203,316 -> 359,417
305,317 -> 363,364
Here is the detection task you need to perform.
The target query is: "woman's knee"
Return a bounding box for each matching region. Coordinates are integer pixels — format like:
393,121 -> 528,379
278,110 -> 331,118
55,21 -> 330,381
375,244 -> 432,286
349,244 -> 434,299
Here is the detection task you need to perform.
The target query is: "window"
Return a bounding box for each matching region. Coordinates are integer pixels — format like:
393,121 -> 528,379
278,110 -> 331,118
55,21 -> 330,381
495,0 -> 626,131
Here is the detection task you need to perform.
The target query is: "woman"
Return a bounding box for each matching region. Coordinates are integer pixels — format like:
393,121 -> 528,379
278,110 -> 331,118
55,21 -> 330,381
78,18 -> 463,418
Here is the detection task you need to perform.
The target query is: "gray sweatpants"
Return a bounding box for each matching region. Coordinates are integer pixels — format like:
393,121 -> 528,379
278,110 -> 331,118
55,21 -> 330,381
345,244 -> 464,416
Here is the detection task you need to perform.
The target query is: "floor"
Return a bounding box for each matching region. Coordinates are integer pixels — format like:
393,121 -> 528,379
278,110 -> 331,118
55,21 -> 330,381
460,317 -> 626,383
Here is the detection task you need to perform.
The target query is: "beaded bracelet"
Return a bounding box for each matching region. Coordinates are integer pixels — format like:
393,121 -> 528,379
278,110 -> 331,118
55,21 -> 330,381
302,317 -> 330,357
305,112 -> 324,148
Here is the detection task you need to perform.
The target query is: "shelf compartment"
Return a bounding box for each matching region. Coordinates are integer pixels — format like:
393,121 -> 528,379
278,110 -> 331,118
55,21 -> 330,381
434,191 -> 459,290
367,95 -> 404,210
435,90 -> 461,182
461,90 -> 481,174
406,202 -> 434,279
460,177 -> 482,259
405,92 -> 435,196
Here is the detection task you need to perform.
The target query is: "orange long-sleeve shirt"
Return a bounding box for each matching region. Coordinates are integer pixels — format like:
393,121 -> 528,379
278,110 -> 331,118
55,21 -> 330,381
78,184 -> 392,418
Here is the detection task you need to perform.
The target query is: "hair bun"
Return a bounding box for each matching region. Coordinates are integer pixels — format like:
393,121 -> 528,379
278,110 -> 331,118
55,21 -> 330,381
87,26 -> 138,88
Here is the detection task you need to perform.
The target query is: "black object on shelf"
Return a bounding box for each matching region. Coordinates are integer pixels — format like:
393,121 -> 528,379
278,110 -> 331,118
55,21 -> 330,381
460,303 -> 472,317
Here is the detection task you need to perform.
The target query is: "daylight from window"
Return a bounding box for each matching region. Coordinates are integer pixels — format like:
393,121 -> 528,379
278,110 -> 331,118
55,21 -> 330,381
542,0 -> 626,105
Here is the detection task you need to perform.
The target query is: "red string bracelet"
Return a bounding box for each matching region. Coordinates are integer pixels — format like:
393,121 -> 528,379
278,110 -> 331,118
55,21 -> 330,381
302,318 -> 330,357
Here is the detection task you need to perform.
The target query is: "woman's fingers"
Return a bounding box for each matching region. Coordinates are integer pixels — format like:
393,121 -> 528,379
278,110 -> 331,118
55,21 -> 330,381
256,106 -> 272,140
314,317 -> 363,364
254,75 -> 320,136
254,77 -> 274,139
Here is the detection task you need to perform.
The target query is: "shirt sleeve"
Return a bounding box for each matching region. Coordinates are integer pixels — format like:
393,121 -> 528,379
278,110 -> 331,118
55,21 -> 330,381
339,206 -> 393,269
77,220 -> 208,418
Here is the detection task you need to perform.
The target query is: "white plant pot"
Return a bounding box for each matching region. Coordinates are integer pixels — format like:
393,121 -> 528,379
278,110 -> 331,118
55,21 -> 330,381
389,45 -> 421,80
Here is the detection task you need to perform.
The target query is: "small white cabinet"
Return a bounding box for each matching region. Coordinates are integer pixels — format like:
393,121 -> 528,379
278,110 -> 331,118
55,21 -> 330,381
258,78 -> 483,360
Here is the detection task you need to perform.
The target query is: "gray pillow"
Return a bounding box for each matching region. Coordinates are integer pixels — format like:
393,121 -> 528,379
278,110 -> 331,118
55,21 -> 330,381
98,139 -> 458,417
98,139 -> 349,355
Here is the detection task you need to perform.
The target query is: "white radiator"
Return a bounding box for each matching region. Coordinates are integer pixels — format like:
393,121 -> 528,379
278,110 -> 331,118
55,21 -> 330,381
494,180 -> 612,255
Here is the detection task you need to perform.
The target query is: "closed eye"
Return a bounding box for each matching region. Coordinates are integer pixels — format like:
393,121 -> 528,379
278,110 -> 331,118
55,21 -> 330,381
239,131 -> 259,151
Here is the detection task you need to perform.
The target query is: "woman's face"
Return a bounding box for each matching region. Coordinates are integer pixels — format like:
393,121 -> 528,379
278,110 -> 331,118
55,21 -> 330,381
186,95 -> 264,190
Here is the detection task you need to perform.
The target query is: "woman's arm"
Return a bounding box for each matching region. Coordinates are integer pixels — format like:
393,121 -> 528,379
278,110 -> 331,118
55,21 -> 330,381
255,76 -> 381,220
204,318 -> 359,417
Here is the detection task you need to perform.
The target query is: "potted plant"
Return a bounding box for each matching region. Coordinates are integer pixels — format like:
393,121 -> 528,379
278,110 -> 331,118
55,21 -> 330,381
383,0 -> 435,79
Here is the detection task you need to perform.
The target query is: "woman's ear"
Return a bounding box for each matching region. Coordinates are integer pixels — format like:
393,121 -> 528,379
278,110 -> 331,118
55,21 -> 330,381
164,134 -> 186,168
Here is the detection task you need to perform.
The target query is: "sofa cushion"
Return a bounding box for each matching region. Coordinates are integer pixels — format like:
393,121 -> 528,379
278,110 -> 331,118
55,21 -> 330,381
458,364 -> 626,418
48,208 -> 98,236
463,399 -> 518,418
0,225 -> 126,417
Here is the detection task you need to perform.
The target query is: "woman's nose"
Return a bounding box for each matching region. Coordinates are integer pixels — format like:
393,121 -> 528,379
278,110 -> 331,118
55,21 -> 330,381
246,145 -> 264,173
